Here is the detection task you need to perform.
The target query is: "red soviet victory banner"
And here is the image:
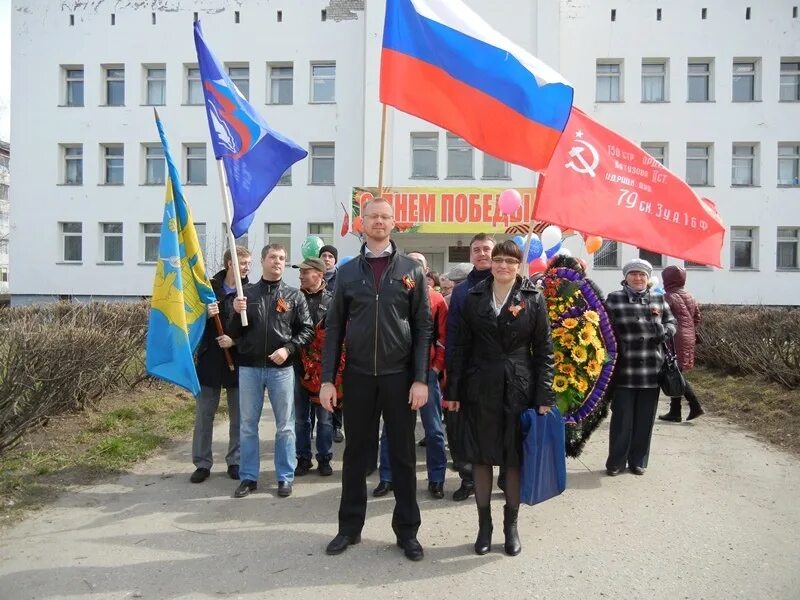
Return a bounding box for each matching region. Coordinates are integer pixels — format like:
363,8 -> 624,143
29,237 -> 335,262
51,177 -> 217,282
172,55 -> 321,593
534,107 -> 725,267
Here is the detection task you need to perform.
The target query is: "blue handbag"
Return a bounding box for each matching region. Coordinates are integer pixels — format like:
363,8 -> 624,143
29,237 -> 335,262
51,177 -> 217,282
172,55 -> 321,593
520,406 -> 567,506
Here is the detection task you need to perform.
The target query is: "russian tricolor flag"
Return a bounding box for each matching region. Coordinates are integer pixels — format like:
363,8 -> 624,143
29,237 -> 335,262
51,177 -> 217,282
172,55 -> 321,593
381,0 -> 574,172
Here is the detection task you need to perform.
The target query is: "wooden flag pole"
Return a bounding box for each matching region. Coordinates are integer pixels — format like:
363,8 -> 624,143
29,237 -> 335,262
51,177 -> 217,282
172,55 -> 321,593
215,159 -> 248,327
519,174 -> 542,277
377,104 -> 388,197
212,314 -> 235,372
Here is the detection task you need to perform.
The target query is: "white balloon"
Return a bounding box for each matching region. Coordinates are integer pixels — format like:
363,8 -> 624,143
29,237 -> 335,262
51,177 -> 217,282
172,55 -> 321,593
649,276 -> 660,288
541,225 -> 563,250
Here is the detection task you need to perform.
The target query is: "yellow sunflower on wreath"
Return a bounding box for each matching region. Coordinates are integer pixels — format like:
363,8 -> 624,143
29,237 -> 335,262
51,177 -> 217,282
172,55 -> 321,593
571,345 -> 589,363
552,375 -> 569,393
578,325 -> 596,345
586,359 -> 602,378
558,362 -> 577,377
576,378 -> 589,394
562,317 -> 579,330
584,310 -> 600,325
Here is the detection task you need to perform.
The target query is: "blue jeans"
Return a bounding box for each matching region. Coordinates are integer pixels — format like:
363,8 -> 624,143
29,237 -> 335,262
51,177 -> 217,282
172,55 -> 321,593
379,370 -> 446,483
294,376 -> 333,461
239,366 -> 296,483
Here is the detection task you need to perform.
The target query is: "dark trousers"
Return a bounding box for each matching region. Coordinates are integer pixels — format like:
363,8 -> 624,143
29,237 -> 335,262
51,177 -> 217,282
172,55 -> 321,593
444,410 -> 473,482
338,370 -> 420,541
606,387 -> 660,470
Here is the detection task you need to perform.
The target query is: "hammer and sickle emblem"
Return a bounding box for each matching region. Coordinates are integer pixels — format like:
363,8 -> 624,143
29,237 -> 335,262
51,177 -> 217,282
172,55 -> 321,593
565,140 -> 600,178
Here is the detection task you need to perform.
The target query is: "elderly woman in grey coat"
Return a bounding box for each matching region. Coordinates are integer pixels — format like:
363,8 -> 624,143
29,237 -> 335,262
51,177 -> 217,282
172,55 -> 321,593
605,259 -> 676,476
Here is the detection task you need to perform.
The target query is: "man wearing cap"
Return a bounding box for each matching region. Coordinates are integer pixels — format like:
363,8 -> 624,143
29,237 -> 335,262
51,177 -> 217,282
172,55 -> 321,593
293,257 -> 336,477
319,244 -> 344,443
605,258 -> 676,476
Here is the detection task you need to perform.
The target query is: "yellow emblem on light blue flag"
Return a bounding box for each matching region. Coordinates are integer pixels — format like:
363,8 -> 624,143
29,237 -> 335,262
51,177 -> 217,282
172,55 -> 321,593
145,110 -> 216,396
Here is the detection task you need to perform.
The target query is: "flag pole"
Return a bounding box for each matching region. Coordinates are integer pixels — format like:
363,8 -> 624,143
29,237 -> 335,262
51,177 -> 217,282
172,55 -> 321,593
216,159 -> 248,327
519,174 -> 543,276
377,104 -> 388,196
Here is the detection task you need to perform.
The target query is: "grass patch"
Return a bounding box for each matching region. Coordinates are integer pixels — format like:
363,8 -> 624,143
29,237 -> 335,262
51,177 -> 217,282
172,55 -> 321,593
86,432 -> 165,469
690,366 -> 800,456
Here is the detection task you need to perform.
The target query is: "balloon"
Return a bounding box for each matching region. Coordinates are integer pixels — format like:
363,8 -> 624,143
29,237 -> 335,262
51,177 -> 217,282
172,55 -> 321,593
541,225 -> 563,250
339,255 -> 354,266
584,235 -> 603,254
544,241 -> 562,259
527,235 -> 543,263
513,235 -> 525,249
649,275 -> 660,289
352,216 -> 364,234
498,189 -> 522,215
301,235 -> 324,260
653,286 -> 666,295
529,257 -> 548,275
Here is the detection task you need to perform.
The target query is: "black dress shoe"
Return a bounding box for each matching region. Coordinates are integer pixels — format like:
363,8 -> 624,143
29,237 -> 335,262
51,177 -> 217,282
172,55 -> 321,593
452,480 -> 474,501
372,480 -> 393,497
326,533 -> 361,555
190,468 -> 210,483
396,537 -> 424,561
233,479 -> 257,498
606,467 -> 622,477
277,481 -> 293,497
428,481 -> 444,499
629,466 -> 646,476
227,465 -> 240,480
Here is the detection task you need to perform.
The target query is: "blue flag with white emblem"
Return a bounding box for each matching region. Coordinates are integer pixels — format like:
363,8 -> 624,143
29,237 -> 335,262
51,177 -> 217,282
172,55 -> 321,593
193,21 -> 308,238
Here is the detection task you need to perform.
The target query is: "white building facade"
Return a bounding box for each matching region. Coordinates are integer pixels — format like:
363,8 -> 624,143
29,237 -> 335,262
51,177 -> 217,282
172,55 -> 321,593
9,0 -> 800,305
0,140 -> 9,299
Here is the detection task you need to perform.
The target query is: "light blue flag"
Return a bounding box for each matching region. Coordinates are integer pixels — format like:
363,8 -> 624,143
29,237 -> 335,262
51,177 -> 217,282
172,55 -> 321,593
145,110 -> 216,396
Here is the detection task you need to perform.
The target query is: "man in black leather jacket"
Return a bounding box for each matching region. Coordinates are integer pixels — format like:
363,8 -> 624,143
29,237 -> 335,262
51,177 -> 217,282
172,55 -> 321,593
228,243 -> 314,499
320,197 -> 432,562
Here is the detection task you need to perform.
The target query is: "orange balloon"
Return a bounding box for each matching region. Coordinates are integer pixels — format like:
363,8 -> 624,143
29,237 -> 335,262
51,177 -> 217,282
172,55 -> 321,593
585,235 -> 603,254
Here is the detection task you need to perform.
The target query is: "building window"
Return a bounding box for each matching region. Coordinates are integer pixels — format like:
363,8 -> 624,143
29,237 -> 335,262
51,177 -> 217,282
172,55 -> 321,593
638,248 -> 663,268
145,66 -> 166,106
308,222 -> 334,246
265,223 -> 291,260
0,267 -> 7,283
0,239 -> 8,256
310,143 -> 335,184
195,223 -> 207,261
100,222 -> 123,263
278,167 -> 292,186
227,64 -> 249,99
186,65 -> 203,105
268,64 -> 293,105
593,240 -> 619,268
686,143 -> 712,186
185,144 -> 207,185
732,143 -> 757,186
60,222 -> 82,262
63,144 -> 83,185
687,60 -> 712,102
596,61 -> 623,102
63,66 -> 84,107
731,227 -> 757,269
641,60 -> 667,102
102,144 -> 124,184
732,60 -> 758,102
780,60 -> 800,101
483,154 -> 509,179
778,143 -> 800,186
447,133 -> 473,178
777,227 -> 799,270
411,133 -> 438,178
310,63 -> 335,103
144,144 -> 165,185
222,223 -> 249,248
642,143 -> 667,166
142,223 -> 161,263
104,66 -> 125,106
684,260 -> 709,269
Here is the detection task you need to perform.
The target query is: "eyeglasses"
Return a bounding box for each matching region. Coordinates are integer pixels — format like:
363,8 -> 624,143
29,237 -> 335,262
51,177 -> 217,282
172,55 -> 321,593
364,213 -> 394,221
491,257 -> 521,265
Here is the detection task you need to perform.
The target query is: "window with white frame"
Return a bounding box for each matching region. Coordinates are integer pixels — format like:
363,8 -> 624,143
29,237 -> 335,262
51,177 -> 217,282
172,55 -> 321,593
144,144 -> 165,185
638,248 -> 663,268
186,65 -> 203,105
732,60 -> 758,102
103,144 -> 124,184
310,143 -> 335,184
268,64 -> 293,105
777,227 -> 799,270
60,222 -> 82,262
447,133 -> 473,178
732,143 -> 757,186
185,144 -> 206,185
641,60 -> 667,102
63,144 -> 83,185
227,64 -> 249,99
642,143 -> 667,166
63,66 -> 84,106
779,60 -> 800,102
311,63 -> 336,103
278,167 -> 292,186
0,267 -> 7,283
596,61 -> 622,102
483,154 -> 509,179
0,239 -> 8,256
100,222 -> 123,262
731,227 -> 757,269
142,223 -> 161,263
195,222 -> 207,262
145,66 -> 166,105
778,143 -> 800,186
308,222 -> 334,246
411,133 -> 438,178
265,223 -> 291,260
687,60 -> 712,102
686,144 -> 712,186
593,240 -> 619,268
684,260 -> 709,269
104,66 -> 125,106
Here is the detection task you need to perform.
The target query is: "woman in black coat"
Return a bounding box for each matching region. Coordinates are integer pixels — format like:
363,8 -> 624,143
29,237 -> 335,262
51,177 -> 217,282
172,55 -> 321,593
448,240 -> 555,556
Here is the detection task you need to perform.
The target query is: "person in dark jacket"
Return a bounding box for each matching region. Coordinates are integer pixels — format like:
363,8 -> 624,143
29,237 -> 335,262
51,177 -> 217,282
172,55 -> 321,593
319,244 -> 344,442
605,259 -> 677,477
658,266 -> 704,422
448,240 -> 555,557
320,197 -> 432,562
228,243 -> 314,499
190,246 -> 251,484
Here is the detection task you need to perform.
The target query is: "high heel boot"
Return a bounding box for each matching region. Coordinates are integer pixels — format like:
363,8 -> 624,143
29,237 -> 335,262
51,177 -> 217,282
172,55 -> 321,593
474,506 -> 492,555
503,505 -> 521,556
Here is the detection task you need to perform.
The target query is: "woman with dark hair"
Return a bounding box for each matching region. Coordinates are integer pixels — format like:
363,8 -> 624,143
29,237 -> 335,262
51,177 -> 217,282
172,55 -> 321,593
426,270 -> 441,291
448,240 -> 555,556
